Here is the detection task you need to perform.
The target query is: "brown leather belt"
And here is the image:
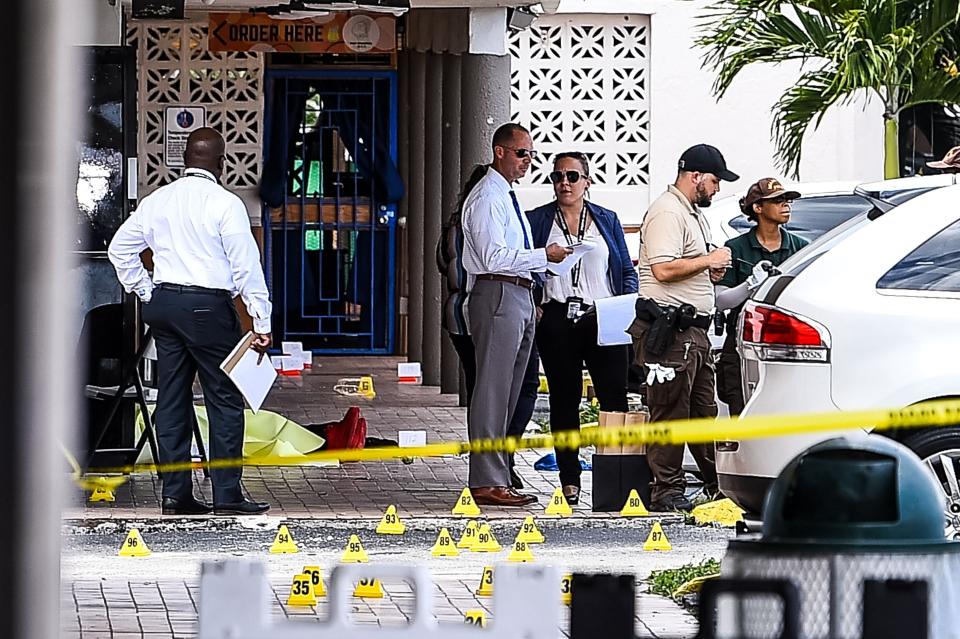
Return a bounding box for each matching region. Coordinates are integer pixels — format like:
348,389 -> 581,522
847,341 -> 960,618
475,273 -> 534,290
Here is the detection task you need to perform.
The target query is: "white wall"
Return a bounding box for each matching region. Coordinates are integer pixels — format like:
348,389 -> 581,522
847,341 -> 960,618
552,0 -> 884,224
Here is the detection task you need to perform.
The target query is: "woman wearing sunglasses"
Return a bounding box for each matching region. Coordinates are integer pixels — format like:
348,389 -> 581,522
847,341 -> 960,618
527,152 -> 638,505
714,178 -> 808,415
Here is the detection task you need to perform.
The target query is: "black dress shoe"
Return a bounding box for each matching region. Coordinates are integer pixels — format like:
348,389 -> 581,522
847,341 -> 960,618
562,485 -> 580,506
161,496 -> 212,516
650,493 -> 694,513
214,499 -> 271,515
509,466 -> 524,490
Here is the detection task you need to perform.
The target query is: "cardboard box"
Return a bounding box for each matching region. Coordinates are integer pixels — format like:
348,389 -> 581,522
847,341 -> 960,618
597,410 -> 647,455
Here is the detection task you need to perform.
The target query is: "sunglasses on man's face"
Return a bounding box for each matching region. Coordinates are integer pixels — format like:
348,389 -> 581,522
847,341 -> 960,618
549,170 -> 585,184
502,146 -> 538,161
767,195 -> 793,204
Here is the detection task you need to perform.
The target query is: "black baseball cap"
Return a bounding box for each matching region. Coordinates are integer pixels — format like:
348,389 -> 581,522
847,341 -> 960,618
677,144 -> 739,182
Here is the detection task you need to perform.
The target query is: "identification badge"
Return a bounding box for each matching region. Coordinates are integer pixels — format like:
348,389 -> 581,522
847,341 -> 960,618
566,296 -> 583,320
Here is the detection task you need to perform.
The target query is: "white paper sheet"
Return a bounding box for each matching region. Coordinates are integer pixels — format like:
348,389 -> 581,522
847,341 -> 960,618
595,293 -> 639,346
220,332 -> 278,413
545,240 -> 598,277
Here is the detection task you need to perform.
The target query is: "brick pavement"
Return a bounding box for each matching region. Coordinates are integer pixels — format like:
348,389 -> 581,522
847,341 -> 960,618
61,577 -> 697,638
66,356 -> 687,521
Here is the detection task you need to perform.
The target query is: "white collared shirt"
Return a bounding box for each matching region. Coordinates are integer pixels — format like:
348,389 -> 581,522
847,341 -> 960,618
461,166 -> 548,280
107,168 -> 272,333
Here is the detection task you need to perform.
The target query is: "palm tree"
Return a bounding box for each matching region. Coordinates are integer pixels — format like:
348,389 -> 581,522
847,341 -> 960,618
697,0 -> 960,178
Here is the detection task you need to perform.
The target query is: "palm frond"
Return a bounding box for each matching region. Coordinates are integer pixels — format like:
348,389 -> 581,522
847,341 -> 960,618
770,70 -> 846,178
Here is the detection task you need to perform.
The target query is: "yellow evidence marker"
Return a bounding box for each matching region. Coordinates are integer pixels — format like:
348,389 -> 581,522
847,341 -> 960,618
620,489 -> 650,517
89,486 -> 116,502
452,488 -> 482,516
464,610 -> 487,627
341,534 -> 370,563
353,577 -> 384,598
561,574 -> 573,605
376,505 -> 406,535
301,565 -> 327,597
457,520 -> 479,549
286,573 -> 316,606
516,515 -> 545,543
431,527 -> 459,557
475,566 -> 494,596
270,524 -> 299,554
507,538 -> 534,563
118,528 -> 151,557
357,376 -> 376,399
643,522 -> 673,551
472,523 -> 502,552
545,488 -> 573,516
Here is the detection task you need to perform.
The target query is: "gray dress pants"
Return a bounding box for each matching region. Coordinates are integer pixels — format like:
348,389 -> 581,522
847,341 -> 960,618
467,278 -> 536,488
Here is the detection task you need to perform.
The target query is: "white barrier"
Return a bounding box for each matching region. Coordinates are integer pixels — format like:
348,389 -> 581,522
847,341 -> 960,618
198,561 -> 561,639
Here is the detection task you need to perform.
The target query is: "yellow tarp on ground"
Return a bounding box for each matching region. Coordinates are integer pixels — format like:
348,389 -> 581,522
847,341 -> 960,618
135,406 -> 326,464
690,498 -> 744,527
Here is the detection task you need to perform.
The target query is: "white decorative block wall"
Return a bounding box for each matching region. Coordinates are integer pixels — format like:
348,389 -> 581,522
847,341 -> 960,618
510,14 -> 651,221
126,20 -> 263,208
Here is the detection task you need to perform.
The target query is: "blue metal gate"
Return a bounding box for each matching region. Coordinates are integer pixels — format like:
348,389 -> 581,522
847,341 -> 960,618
262,70 -> 398,354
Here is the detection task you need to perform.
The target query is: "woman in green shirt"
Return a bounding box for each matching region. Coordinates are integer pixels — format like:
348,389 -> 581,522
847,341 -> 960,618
715,178 -> 808,414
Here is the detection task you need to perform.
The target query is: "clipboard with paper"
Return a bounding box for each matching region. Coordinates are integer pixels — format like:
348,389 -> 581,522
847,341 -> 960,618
219,331 -> 278,413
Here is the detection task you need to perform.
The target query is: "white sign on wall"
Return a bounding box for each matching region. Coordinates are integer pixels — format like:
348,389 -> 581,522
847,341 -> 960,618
164,106 -> 206,168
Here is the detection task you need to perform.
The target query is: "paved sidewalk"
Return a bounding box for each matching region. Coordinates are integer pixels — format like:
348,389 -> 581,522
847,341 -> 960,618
62,356 -> 718,639
61,576 -> 698,639
66,357 -> 689,521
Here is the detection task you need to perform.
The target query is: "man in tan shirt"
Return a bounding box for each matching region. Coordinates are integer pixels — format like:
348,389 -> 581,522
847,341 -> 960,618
629,144 -> 736,512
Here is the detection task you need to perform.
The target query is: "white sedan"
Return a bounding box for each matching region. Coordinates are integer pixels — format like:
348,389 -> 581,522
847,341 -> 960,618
716,184 -> 960,539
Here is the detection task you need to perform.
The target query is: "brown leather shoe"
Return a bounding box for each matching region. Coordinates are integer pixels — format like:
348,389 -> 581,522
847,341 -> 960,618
471,486 -> 538,507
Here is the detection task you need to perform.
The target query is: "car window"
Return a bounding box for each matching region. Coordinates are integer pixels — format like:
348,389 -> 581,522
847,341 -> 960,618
781,195 -> 874,241
877,218 -> 960,292
727,194 -> 873,240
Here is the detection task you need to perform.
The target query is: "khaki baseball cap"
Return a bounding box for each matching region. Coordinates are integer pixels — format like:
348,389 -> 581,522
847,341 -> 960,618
927,146 -> 960,169
740,178 -> 801,214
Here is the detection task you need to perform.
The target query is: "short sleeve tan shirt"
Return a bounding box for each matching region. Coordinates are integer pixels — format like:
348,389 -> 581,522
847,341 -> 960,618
637,185 -> 715,314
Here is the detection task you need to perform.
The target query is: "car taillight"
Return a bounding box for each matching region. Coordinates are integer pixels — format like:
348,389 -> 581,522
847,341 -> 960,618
741,302 -> 829,363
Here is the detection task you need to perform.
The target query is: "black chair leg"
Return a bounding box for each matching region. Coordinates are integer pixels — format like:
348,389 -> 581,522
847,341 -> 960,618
192,410 -> 210,479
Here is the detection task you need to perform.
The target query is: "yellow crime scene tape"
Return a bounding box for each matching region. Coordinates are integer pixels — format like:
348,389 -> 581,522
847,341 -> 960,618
76,399 -> 960,480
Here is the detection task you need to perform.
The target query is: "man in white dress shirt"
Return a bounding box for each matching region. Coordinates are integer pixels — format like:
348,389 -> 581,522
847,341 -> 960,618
460,123 -> 571,506
108,128 -> 272,516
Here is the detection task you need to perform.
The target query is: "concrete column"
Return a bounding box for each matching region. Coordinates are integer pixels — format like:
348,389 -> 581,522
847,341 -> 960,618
460,53 -> 510,182
406,51 -> 426,363
397,51 -> 410,353
459,52 -> 510,404
421,53 -> 444,386
439,53 -> 462,395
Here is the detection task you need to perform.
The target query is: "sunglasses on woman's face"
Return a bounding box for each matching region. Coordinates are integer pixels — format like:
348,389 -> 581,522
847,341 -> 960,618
549,170 -> 584,184
767,195 -> 793,204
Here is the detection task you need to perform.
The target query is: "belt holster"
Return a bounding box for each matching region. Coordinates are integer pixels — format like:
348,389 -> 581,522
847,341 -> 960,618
635,298 -> 674,358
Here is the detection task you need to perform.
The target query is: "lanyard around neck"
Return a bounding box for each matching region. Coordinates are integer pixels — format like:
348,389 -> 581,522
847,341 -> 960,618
555,203 -> 588,287
183,170 -> 217,184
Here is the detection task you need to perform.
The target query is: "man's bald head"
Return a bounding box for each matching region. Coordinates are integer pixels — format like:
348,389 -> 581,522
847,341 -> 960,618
184,127 -> 226,178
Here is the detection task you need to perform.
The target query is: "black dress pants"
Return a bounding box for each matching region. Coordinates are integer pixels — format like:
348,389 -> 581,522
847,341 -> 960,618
537,302 -> 629,488
141,287 -> 245,505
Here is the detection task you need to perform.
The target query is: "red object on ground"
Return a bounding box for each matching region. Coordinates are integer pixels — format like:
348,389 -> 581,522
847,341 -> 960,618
324,407 -> 367,450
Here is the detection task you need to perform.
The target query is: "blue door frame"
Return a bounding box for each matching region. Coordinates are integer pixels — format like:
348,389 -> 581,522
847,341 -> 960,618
262,69 -> 398,354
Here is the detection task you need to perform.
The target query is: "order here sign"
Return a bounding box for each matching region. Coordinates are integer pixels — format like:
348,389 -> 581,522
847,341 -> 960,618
208,13 -> 396,54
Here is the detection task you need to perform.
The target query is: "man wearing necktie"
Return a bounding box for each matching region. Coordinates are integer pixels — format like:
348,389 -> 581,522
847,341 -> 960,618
460,123 -> 572,506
